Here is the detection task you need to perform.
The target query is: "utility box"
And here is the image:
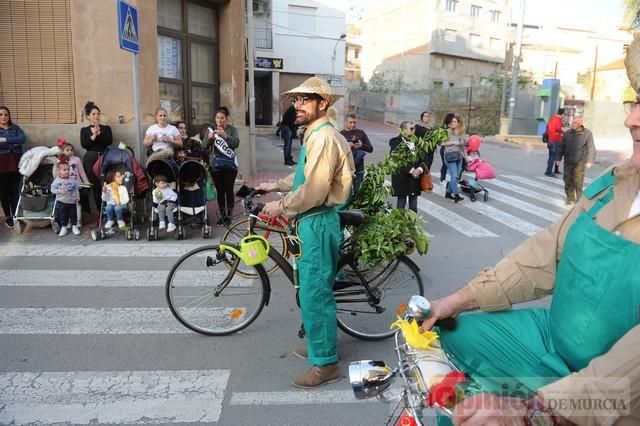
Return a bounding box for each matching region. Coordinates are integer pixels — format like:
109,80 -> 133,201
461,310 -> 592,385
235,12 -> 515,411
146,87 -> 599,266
536,78 -> 562,135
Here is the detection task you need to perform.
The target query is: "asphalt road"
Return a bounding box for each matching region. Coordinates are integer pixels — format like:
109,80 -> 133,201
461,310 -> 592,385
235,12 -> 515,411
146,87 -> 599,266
0,123 -> 613,425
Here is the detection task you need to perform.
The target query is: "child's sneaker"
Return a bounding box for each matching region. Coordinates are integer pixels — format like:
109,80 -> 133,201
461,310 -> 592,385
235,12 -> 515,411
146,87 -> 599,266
167,223 -> 176,232
158,221 -> 166,230
59,226 -> 68,237
76,221 -> 82,228
104,220 -> 115,229
71,225 -> 81,236
117,220 -> 126,229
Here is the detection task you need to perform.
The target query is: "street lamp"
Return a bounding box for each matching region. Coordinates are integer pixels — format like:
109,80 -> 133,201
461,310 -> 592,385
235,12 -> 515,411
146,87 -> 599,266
330,33 -> 347,85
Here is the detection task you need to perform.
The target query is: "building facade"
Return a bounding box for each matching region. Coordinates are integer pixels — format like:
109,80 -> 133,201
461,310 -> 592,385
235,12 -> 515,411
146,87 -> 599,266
360,0 -> 512,91
1,0 -> 249,173
252,0 -> 346,126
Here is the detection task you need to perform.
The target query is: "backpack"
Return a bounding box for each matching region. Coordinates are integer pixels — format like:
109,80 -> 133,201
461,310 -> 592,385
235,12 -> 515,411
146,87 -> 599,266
542,128 -> 549,144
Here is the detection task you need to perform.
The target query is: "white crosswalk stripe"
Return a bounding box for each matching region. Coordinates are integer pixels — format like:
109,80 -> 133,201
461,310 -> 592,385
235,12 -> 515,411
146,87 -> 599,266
501,175 -> 567,196
0,370 -> 230,424
417,196 -> 498,238
470,186 -> 562,222
482,178 -> 569,209
430,184 -> 542,236
0,242 -> 207,258
537,175 -> 593,186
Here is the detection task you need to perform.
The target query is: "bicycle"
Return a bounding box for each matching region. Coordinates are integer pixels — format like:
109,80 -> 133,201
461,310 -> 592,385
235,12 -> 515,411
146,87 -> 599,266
166,189 -> 425,340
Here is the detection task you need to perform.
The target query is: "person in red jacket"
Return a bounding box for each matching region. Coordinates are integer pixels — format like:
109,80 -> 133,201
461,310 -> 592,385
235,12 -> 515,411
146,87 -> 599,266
545,108 -> 564,176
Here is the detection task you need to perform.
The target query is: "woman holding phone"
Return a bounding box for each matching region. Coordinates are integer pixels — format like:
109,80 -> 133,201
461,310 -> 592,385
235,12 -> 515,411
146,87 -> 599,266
80,101 -> 113,215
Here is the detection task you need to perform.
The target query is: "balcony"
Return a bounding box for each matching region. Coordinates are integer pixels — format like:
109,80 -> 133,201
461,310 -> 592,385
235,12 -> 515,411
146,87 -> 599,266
255,27 -> 272,50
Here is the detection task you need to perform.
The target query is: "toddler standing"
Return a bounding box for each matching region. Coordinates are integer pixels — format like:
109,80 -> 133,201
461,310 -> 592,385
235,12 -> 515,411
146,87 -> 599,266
50,163 -> 81,236
152,175 -> 178,232
54,139 -> 89,227
101,169 -> 129,230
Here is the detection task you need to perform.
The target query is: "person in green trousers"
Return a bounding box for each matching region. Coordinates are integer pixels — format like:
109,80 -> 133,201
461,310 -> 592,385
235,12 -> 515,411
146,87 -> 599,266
420,39 -> 640,425
258,77 -> 355,388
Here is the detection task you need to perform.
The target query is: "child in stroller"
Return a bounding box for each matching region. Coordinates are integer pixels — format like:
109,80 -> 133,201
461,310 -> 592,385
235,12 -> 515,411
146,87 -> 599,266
458,135 -> 495,202
91,144 -> 141,241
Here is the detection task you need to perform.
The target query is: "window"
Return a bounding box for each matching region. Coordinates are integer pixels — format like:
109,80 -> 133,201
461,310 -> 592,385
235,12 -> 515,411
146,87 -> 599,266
449,82 -> 455,88
1,0 -> 76,123
445,0 -> 457,12
470,34 -> 482,48
354,48 -> 360,59
433,81 -> 444,88
158,0 -> 182,30
434,57 -> 444,69
444,29 -> 457,42
490,10 -> 501,22
445,58 -> 455,71
288,5 -> 317,33
470,5 -> 481,17
490,37 -> 502,51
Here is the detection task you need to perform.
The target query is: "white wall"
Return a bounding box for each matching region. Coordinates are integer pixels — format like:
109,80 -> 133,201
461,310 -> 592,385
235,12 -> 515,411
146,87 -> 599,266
269,0 -> 346,76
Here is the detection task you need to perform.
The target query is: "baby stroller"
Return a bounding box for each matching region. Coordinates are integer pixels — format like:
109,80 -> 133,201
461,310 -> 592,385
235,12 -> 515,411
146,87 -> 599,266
146,157 -> 180,240
458,135 -> 495,202
91,145 -> 141,241
177,159 -> 211,239
14,147 -> 59,234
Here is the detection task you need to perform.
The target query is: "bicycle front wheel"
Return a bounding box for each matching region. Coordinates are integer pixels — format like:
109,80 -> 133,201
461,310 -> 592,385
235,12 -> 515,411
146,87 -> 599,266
336,255 -> 424,340
222,217 -> 288,278
166,244 -> 269,336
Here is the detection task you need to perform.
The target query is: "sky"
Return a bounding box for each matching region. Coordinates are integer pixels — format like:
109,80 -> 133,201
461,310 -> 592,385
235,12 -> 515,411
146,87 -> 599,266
316,0 -> 627,30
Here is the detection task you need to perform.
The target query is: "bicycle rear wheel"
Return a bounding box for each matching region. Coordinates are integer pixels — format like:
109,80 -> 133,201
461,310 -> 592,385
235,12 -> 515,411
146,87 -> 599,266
166,244 -> 269,335
336,255 -> 423,340
222,217 -> 287,278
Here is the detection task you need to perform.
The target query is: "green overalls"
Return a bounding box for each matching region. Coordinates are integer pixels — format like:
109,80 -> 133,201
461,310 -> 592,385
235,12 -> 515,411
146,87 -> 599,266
293,123 -> 342,366
439,171 -> 640,398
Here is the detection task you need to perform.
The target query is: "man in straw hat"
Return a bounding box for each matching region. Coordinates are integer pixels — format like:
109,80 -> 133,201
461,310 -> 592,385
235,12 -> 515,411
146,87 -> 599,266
417,40 -> 640,424
257,77 -> 355,388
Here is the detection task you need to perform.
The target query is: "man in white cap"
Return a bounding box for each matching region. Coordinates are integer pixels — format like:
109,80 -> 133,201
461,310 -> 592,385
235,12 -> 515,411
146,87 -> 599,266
257,77 -> 355,388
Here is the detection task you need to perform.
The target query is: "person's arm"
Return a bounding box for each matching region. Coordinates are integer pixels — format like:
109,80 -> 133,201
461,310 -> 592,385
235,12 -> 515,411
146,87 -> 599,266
100,125 -> 113,150
538,325 -> 640,425
0,125 -> 26,144
75,157 -> 89,184
226,126 -> 240,149
80,127 -> 92,150
360,131 -> 373,153
586,130 -> 596,166
557,134 -> 566,162
50,179 -> 62,195
168,189 -> 178,202
120,186 -> 130,205
169,127 -> 183,147
143,127 -> 155,148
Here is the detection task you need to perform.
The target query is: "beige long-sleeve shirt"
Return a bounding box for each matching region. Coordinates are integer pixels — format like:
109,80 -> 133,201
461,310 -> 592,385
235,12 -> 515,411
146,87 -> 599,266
274,116 -> 355,217
466,161 -> 640,425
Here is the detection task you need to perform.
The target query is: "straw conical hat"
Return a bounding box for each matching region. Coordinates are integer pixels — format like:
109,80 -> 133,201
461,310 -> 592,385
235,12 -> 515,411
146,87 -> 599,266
625,34 -> 640,94
282,77 -> 342,105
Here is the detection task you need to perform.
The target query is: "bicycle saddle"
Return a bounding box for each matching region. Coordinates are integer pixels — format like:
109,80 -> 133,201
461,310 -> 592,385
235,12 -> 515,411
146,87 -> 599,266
338,209 -> 364,227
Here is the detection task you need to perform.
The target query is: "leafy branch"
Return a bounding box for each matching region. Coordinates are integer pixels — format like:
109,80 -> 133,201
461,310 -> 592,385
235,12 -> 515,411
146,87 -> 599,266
348,128 -> 448,266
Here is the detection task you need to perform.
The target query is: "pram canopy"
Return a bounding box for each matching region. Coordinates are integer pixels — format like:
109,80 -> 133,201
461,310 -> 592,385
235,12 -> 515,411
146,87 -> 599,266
147,158 -> 180,183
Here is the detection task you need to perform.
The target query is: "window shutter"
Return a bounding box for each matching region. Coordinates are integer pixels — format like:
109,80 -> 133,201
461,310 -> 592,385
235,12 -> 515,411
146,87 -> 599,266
0,0 -> 76,123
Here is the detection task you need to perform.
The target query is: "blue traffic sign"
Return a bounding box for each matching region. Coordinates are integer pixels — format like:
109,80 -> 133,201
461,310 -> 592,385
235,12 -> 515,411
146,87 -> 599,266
118,0 -> 139,53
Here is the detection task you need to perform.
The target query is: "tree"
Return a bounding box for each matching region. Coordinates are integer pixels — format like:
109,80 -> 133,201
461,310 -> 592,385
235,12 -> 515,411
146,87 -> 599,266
624,0 -> 640,28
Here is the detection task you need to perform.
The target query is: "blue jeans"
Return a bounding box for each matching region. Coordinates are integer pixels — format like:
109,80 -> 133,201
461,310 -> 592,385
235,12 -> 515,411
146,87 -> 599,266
446,159 -> 463,194
397,195 -> 418,213
105,203 -> 126,221
545,143 -> 559,175
157,201 -> 176,224
281,126 -> 293,162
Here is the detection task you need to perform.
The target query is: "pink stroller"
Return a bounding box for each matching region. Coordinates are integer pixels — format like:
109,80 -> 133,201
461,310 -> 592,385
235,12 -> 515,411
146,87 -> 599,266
458,135 -> 496,202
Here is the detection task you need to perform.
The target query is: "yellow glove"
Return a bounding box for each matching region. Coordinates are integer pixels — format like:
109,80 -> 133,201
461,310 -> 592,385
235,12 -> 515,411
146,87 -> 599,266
390,316 -> 440,349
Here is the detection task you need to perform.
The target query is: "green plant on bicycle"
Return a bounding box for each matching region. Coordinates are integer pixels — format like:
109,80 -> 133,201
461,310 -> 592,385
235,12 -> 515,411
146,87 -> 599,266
165,188 -> 424,340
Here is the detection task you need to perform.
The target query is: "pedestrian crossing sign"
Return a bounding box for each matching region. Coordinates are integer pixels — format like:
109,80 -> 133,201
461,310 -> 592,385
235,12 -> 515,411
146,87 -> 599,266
118,0 -> 139,53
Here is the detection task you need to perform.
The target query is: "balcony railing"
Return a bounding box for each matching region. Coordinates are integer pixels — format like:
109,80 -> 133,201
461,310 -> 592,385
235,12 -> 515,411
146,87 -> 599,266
255,27 -> 272,49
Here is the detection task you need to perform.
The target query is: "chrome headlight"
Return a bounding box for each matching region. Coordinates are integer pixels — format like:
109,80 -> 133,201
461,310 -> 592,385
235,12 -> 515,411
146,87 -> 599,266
349,360 -> 395,400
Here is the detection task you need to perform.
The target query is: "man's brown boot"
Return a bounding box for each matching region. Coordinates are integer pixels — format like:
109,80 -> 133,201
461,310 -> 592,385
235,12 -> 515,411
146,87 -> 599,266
292,364 -> 341,389
292,346 -> 307,360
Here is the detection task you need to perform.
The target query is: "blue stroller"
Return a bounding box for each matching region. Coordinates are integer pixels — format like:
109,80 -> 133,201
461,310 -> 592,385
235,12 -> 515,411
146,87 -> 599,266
177,159 -> 211,239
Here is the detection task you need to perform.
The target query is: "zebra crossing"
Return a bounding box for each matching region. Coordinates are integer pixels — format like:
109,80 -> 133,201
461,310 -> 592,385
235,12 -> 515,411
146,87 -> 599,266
416,172 -> 580,238
0,174 -> 587,424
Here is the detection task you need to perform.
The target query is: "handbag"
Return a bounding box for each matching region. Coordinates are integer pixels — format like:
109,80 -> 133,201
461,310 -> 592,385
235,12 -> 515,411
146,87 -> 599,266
211,154 -> 237,172
444,150 -> 462,162
420,170 -> 433,192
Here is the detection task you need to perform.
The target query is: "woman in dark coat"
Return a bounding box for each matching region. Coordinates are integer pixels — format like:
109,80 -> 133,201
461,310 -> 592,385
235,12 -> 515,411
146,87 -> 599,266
0,106 -> 26,228
390,121 -> 427,213
80,101 -> 113,214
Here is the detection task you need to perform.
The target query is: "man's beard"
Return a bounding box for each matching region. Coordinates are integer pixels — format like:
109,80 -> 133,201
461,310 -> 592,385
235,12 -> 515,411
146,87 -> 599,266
295,107 -> 323,126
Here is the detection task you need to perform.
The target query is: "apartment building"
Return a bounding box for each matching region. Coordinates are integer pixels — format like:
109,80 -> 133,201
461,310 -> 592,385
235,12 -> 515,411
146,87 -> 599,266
360,0 -> 512,90
252,0 -> 346,125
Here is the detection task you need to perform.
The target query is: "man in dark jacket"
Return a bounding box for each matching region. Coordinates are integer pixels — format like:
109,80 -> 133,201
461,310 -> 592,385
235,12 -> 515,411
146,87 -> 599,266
556,115 -> 596,205
340,113 -> 373,192
545,108 -> 564,176
280,105 -> 297,165
390,121 -> 426,212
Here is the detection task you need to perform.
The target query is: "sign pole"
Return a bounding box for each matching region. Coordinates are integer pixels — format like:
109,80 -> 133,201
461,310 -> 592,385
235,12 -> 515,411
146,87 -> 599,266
132,53 -> 142,160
